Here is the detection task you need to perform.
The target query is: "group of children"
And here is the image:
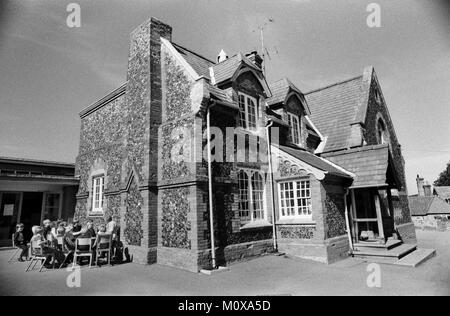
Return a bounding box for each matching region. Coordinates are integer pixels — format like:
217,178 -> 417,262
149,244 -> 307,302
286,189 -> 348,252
13,216 -> 121,267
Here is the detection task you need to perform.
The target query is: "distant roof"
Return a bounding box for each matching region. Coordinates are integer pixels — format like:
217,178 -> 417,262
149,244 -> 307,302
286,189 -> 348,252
323,144 -> 391,188
434,186 -> 450,200
409,196 -> 450,216
0,156 -> 77,184
0,156 -> 74,168
172,42 -> 214,78
278,145 -> 353,179
305,75 -> 364,153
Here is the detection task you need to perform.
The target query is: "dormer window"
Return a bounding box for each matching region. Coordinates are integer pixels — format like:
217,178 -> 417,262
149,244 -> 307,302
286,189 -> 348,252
238,92 -> 258,130
287,113 -> 301,145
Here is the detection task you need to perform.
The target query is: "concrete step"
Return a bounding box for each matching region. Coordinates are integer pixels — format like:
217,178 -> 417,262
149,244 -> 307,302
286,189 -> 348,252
353,239 -> 402,252
353,243 -> 417,259
395,248 -> 436,267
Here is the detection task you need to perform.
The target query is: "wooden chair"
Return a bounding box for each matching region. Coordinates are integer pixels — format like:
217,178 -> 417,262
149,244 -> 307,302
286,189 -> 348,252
56,236 -> 73,268
7,234 -> 21,263
25,240 -> 55,272
73,238 -> 93,268
95,234 -> 112,266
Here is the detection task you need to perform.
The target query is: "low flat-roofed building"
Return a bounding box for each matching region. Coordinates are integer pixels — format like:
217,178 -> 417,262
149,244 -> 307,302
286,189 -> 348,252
0,157 -> 79,246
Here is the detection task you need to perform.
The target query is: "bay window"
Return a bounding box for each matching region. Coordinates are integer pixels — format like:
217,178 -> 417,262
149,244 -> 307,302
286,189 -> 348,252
279,180 -> 312,219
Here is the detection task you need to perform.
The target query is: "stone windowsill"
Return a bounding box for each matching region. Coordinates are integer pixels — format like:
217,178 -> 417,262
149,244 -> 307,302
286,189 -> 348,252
88,212 -> 105,218
240,220 -> 273,230
276,218 -> 316,225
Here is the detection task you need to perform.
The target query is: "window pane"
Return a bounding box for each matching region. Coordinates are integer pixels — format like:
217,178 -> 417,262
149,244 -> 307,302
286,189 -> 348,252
296,180 -> 312,216
247,98 -> 257,129
251,173 -> 264,220
239,95 -> 247,128
238,171 -> 250,221
43,193 -> 60,221
292,116 -> 300,144
92,176 -> 105,212
279,181 -> 296,217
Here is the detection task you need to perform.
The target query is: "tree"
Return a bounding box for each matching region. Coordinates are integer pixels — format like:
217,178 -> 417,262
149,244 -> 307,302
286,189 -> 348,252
434,161 -> 450,186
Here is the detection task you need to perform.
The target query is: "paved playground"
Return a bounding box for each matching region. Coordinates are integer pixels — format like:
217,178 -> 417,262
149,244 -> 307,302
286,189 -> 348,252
0,230 -> 449,296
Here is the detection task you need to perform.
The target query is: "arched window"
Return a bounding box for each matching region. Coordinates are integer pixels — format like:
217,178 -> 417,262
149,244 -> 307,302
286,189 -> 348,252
377,118 -> 387,144
238,169 -> 265,222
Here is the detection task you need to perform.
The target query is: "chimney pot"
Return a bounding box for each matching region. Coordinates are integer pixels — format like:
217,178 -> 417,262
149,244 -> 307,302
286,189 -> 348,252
217,49 -> 228,63
416,174 -> 425,196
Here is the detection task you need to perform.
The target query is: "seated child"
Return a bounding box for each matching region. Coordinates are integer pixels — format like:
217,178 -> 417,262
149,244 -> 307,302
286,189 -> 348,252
63,224 -> 76,252
30,226 -> 65,267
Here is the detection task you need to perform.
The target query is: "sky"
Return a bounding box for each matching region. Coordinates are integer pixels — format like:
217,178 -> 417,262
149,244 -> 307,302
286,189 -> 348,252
0,0 -> 449,194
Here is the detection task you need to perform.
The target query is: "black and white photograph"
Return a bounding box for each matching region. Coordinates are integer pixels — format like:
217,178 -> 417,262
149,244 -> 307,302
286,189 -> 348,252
0,0 -> 449,300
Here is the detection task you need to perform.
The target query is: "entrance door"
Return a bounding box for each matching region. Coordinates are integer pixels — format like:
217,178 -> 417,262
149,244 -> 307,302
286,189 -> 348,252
0,192 -> 21,246
21,192 -> 43,241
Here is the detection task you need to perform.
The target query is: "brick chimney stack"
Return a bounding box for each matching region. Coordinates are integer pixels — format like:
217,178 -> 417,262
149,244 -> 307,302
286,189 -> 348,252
245,51 -> 263,69
423,181 -> 432,197
416,174 -> 425,196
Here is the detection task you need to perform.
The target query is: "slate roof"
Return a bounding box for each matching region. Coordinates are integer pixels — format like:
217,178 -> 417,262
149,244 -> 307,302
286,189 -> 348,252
409,196 -> 450,216
267,78 -> 303,106
207,84 -> 238,110
212,54 -> 241,83
212,53 -> 262,85
171,42 -> 214,78
305,76 -> 364,153
322,144 -> 390,188
434,187 -> 450,200
267,108 -> 289,127
278,145 -> 353,179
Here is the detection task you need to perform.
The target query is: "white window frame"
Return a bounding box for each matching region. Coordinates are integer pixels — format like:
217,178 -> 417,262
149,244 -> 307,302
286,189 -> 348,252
237,169 -> 266,223
238,92 -> 258,130
287,112 -> 301,145
278,180 -> 312,220
92,175 -> 105,214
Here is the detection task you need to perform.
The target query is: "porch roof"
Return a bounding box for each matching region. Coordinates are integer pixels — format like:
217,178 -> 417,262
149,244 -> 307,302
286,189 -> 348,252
277,145 -> 354,179
322,144 -> 392,188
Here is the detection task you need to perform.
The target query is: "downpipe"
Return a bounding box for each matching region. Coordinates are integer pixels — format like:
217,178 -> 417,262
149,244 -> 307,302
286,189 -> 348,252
206,107 -> 217,269
265,119 -> 278,252
344,188 -> 354,255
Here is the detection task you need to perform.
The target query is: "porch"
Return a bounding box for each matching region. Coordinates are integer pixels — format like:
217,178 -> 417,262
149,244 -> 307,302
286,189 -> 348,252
348,186 -> 396,245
